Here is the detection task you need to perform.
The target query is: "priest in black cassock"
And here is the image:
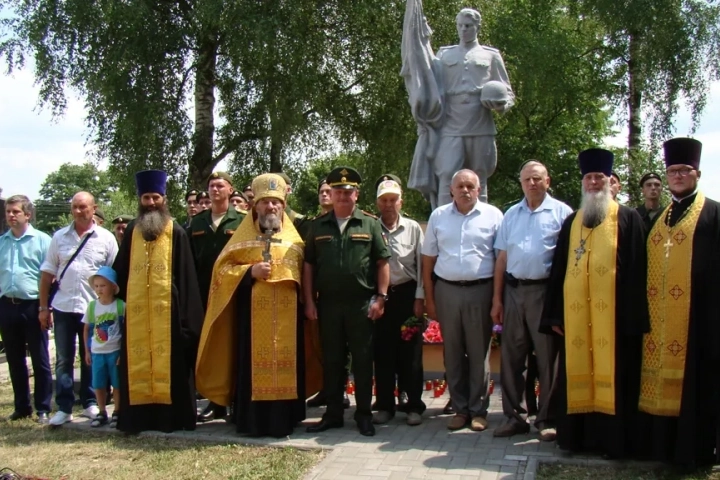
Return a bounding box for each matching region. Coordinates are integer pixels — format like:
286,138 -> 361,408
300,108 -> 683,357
540,149 -> 648,458
113,170 -> 205,433
196,173 -> 310,438
633,137 -> 720,469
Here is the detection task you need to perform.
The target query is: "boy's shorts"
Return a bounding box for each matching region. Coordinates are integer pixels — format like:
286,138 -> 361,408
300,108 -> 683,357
91,351 -> 120,390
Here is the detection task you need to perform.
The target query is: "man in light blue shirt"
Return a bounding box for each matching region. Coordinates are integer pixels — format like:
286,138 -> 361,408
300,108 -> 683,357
422,169 -> 503,432
491,161 -> 572,441
0,195 -> 53,423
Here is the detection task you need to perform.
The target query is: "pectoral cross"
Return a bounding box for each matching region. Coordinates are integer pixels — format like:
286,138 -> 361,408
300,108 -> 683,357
664,238 -> 674,258
256,229 -> 281,262
574,239 -> 586,267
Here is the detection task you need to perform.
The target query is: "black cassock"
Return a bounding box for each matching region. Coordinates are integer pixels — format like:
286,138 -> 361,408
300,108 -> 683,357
113,221 -> 204,433
230,270 -> 306,438
540,206 -> 649,458
633,193 -> 720,468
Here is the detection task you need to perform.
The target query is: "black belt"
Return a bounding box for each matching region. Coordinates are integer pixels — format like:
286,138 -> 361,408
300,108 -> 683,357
436,276 -> 492,287
0,297 -> 36,305
505,272 -> 548,288
389,280 -> 417,292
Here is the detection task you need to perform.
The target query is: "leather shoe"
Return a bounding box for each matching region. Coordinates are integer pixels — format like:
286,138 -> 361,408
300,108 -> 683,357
358,418 -> 375,436
306,419 -> 343,433
493,421 -> 530,437
8,411 -> 31,421
442,399 -> 454,415
197,405 -> 215,423
343,392 -> 351,409
37,413 -> 49,424
306,392 -> 327,408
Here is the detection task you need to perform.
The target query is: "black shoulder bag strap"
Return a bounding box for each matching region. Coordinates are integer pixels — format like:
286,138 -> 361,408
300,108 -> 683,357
58,231 -> 94,284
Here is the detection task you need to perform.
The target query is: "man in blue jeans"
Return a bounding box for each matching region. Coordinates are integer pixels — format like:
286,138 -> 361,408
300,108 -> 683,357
39,191 -> 118,426
0,195 -> 53,423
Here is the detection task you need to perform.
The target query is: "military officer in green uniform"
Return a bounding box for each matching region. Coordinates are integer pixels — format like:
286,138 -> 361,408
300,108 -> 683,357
303,166 -> 391,437
188,171 -> 245,422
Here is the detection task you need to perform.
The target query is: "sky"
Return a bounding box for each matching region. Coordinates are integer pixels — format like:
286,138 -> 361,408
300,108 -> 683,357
2,67 -> 720,202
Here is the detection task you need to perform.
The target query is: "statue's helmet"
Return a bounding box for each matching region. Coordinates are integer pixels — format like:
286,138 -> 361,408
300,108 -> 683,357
480,80 -> 509,104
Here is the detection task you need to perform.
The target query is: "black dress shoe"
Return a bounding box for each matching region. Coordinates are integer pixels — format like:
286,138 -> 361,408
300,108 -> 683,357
358,418 -> 375,436
343,392 -> 351,409
37,413 -> 49,424
197,405 -> 215,423
442,400 -> 454,415
306,419 -> 344,433
306,392 -> 327,408
8,411 -> 31,421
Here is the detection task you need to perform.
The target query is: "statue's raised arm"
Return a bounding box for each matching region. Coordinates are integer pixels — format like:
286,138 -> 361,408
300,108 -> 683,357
402,4 -> 515,207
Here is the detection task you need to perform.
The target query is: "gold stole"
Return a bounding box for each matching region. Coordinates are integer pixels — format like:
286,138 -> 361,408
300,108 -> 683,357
639,192 -> 704,416
563,201 -> 618,415
195,213 -> 304,405
125,221 -> 173,405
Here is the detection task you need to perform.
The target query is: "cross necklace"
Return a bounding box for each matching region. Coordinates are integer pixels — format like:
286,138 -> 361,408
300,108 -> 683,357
662,202 -> 690,258
574,226 -> 595,267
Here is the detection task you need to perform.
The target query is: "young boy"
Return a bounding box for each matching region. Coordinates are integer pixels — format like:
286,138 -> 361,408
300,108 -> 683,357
82,266 -> 124,427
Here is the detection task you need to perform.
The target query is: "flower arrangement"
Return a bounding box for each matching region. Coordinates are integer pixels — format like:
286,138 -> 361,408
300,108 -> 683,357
491,324 -> 502,349
422,319 -> 443,344
400,316 -> 424,341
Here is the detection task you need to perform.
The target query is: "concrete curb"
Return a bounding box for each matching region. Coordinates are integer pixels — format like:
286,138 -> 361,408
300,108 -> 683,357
522,453 -> 665,479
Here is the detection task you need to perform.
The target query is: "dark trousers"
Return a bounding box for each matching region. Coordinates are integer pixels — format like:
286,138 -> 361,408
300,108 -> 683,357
500,283 -> 558,429
53,310 -> 96,413
373,281 -> 425,414
319,296 -> 374,423
0,298 -> 52,415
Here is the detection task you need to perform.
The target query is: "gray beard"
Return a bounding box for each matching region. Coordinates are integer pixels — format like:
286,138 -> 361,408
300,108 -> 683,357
136,205 -> 172,241
258,212 -> 282,232
580,186 -> 611,228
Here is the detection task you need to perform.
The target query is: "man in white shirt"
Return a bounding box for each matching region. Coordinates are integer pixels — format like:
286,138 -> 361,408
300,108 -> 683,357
39,192 -> 119,426
491,161 -> 572,440
422,169 -> 503,431
372,178 -> 426,426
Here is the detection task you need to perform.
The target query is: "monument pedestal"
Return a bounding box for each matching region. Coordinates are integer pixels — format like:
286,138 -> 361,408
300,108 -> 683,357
422,343 -> 501,374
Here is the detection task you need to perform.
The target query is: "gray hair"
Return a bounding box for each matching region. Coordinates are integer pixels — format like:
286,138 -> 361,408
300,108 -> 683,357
6,194 -> 34,218
456,8 -> 481,26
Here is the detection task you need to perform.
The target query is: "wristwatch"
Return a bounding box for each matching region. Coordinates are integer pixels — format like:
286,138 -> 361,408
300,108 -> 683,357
38,306 -> 50,312
378,293 -> 389,302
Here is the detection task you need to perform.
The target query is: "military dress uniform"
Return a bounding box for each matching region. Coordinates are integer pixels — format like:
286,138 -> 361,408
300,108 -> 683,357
188,172 -> 246,421
305,167 -> 391,433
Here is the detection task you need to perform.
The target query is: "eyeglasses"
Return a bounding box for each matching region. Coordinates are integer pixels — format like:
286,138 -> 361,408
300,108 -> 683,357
666,168 -> 695,177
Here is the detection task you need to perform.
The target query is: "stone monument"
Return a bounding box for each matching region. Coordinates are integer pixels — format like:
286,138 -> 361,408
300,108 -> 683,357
402,1 -> 514,207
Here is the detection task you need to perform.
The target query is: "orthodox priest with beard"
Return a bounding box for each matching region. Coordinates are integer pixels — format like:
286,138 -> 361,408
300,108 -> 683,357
633,138 -> 720,469
540,149 -> 648,459
112,170 -> 204,433
196,173 -> 310,437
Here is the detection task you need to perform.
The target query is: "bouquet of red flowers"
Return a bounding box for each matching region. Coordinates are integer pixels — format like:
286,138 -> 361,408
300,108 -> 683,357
400,316 -> 424,341
422,319 -> 444,344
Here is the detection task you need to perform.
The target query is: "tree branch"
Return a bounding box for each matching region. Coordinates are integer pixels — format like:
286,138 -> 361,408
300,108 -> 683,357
175,63 -> 195,110
213,132 -> 269,164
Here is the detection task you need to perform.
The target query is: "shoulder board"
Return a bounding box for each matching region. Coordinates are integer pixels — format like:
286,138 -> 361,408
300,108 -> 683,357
482,45 -> 500,53
362,210 -> 378,219
438,46 -> 454,52
237,209 -> 248,215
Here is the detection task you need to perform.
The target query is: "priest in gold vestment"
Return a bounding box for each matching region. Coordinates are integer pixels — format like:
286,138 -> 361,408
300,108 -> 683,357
113,170 -> 205,433
196,173 -> 309,437
540,149 -> 648,458
634,138 -> 720,468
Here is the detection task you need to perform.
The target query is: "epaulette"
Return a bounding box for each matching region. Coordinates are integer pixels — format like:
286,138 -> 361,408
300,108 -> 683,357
438,45 -> 454,52
362,210 -> 378,219
237,209 -> 248,215
482,45 -> 500,53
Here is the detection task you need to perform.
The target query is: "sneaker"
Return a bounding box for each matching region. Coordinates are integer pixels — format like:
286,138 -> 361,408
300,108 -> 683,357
48,411 -> 73,426
406,412 -> 422,426
83,405 -> 100,419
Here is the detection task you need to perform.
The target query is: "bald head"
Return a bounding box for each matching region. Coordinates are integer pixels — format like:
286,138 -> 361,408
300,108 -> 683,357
71,191 -> 97,227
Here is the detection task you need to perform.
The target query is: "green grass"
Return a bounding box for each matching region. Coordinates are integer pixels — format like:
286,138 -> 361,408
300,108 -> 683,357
0,381 -> 323,480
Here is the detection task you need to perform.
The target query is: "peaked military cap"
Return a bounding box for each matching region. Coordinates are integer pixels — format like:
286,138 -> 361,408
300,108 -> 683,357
317,178 -> 329,193
111,214 -> 133,225
94,209 -> 105,221
243,185 -> 253,192
196,191 -> 210,201
230,190 -> 247,201
327,166 -> 361,189
207,171 -> 233,187
374,173 -> 403,193
185,189 -> 199,201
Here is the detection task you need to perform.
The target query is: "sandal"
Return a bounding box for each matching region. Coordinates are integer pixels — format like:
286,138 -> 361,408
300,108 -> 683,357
110,412 -> 118,428
91,412 -> 108,428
